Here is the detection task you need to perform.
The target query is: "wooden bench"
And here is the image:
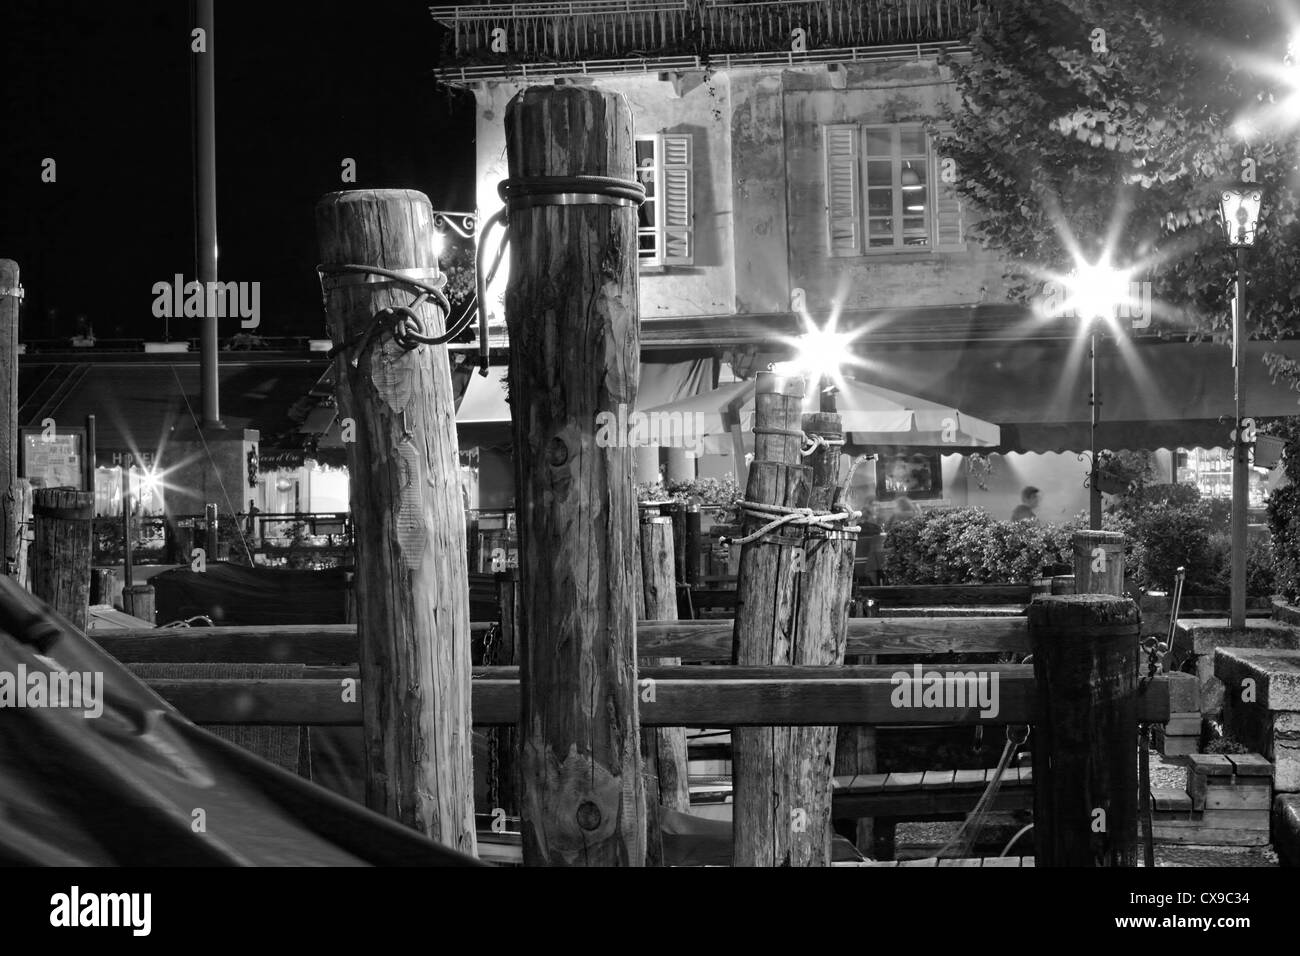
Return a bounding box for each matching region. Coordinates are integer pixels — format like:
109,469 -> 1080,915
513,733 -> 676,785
855,584 -> 1033,608
832,767 -> 1034,819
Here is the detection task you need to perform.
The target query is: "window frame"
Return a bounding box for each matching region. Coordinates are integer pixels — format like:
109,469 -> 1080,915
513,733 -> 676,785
824,122 -> 967,258
634,133 -> 693,268
861,124 -> 931,252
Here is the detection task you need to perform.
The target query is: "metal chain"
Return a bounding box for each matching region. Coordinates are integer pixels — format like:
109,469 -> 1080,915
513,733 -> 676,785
1138,635 -> 1168,693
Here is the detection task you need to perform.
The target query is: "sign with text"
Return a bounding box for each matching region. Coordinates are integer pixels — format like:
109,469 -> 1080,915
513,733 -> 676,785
20,427 -> 86,490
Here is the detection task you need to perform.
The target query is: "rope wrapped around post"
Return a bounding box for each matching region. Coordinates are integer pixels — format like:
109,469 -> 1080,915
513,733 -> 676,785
726,500 -> 861,547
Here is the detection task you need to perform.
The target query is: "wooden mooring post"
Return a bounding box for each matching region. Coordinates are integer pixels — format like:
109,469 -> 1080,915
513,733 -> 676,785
731,371 -> 813,867
486,570 -> 522,817
639,513 -> 691,865
504,86 -> 645,866
1,259 -> 21,580
787,409 -> 857,866
1028,594 -> 1139,866
1073,529 -> 1125,596
316,188 -> 476,853
32,489 -> 94,630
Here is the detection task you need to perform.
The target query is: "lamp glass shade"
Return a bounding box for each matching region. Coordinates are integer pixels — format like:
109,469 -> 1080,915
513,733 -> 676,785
1220,189 -> 1262,247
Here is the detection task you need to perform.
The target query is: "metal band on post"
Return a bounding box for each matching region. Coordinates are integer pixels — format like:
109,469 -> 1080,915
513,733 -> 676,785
471,175 -> 648,377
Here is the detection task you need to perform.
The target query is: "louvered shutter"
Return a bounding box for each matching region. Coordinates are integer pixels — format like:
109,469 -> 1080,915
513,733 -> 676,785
825,125 -> 861,256
661,135 -> 693,265
931,130 -> 966,252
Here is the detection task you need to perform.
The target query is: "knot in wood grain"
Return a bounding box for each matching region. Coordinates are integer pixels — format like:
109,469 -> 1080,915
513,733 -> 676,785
576,801 -> 602,831
547,436 -> 569,466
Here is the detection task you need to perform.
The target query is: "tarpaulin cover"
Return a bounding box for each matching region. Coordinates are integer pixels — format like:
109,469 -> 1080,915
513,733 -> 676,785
0,576 -> 481,865
660,808 -> 865,866
151,562 -> 349,626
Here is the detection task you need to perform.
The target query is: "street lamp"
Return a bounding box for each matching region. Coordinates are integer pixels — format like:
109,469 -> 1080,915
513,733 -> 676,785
1059,260 -> 1134,529
1220,187 -> 1262,630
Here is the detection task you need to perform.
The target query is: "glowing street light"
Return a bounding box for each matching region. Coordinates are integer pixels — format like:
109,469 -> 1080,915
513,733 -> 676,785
1220,186 -> 1263,630
1053,258 -> 1137,529
1219,188 -> 1262,247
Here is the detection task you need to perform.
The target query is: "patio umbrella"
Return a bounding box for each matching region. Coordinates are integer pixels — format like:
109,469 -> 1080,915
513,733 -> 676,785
639,376 -> 1000,458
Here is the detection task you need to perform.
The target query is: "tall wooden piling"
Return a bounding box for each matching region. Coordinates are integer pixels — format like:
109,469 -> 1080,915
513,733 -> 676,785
1028,594 -> 1139,866
1073,529 -> 1125,596
791,409 -> 857,865
32,489 -> 94,630
639,513 -> 691,865
316,188 -> 476,853
487,570 -> 522,816
731,372 -> 813,867
1,260 -> 20,580
505,87 -> 645,866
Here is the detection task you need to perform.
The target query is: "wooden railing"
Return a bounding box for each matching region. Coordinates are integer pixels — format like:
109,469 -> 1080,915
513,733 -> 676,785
429,0 -> 982,74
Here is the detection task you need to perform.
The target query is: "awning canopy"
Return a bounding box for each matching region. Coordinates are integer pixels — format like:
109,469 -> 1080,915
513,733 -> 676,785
453,357 -> 718,425
17,360 -> 331,466
759,338 -> 1300,454
641,376 -> 1001,451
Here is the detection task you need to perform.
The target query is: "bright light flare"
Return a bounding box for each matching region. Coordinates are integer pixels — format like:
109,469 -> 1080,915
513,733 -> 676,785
772,307 -> 868,392
1069,258 -> 1140,325
431,229 -> 446,259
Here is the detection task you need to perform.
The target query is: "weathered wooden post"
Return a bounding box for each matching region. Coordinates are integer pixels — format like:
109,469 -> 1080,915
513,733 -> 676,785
316,188 -> 476,853
639,513 -> 691,865
1028,594 -> 1140,866
505,87 -> 645,866
731,372 -> 813,867
486,569 -> 522,817
1073,529 -> 1125,596
786,409 -> 858,866
32,489 -> 94,630
124,583 -> 155,624
205,503 -> 219,560
1,259 -> 20,580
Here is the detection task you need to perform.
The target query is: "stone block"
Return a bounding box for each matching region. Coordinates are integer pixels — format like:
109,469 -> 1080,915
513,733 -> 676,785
1275,794 -> 1300,866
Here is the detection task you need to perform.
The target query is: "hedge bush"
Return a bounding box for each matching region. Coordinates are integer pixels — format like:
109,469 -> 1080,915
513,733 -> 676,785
1268,483 -> 1300,601
883,489 -> 1275,595
883,508 -> 1075,584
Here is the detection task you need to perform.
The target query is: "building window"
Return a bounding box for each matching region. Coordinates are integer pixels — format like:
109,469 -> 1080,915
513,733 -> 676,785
635,134 -> 693,266
824,123 -> 965,257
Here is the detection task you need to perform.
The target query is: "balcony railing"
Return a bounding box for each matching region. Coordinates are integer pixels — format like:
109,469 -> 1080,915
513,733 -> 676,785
430,0 -> 982,77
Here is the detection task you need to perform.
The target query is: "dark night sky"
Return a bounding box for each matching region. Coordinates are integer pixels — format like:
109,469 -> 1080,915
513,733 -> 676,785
0,0 -> 477,341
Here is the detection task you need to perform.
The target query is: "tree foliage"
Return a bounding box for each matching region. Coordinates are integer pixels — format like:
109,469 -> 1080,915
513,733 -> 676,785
939,0 -> 1300,340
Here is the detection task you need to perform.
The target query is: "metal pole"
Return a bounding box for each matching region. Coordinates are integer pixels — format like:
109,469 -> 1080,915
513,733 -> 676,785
1231,246 -> 1248,629
84,415 -> 96,493
1089,327 -> 1102,530
195,0 -> 221,428
121,463 -> 134,590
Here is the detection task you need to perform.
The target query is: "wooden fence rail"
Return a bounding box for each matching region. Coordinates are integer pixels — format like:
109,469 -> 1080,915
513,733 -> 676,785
96,615 -> 1029,664
139,669 -> 1169,727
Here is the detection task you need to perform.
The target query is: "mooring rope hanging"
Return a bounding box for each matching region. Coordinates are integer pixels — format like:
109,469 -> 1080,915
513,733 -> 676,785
937,723 -> 1030,859
316,264 -> 472,367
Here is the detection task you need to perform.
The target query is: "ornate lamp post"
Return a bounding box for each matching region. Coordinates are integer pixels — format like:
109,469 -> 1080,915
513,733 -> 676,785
1219,187 -> 1262,630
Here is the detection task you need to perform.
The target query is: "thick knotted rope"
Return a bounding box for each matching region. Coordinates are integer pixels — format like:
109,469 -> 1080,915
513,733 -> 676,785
727,501 -> 862,546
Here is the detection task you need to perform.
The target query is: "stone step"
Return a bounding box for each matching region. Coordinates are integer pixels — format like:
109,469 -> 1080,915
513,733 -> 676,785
1214,647 -> 1300,792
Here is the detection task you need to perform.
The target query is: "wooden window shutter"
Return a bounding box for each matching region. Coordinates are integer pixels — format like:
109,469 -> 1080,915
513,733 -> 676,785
931,129 -> 966,252
824,125 -> 861,256
661,135 -> 693,265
